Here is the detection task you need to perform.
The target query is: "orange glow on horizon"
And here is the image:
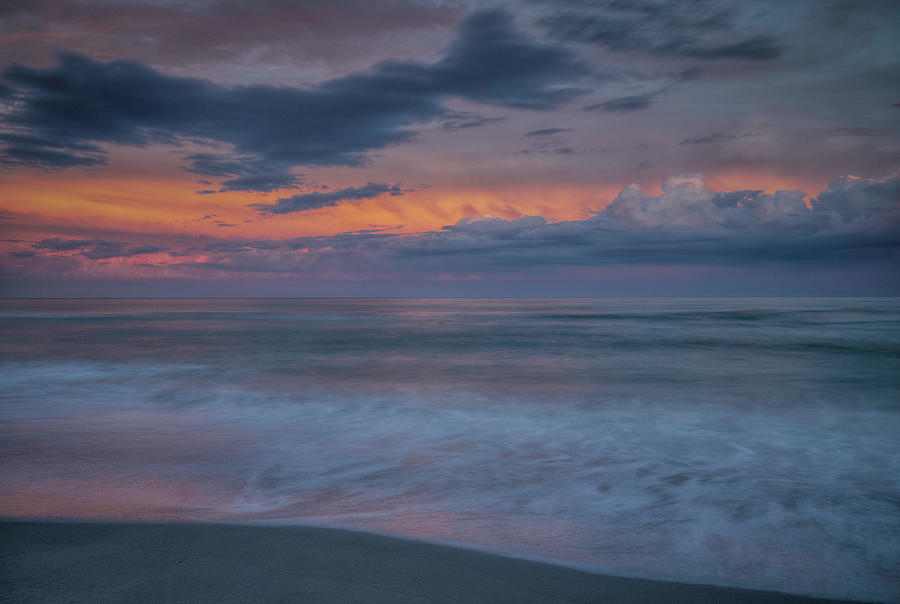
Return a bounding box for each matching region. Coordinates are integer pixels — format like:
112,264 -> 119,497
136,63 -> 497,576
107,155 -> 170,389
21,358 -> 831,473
1,167 -> 838,258
1,170 -> 622,241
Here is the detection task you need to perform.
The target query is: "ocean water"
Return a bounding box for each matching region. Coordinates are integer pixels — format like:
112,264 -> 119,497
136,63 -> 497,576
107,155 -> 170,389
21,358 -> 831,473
1,298 -> 898,601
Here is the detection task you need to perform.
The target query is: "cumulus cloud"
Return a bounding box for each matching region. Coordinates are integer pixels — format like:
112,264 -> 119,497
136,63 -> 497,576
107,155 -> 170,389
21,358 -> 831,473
0,9 -> 590,189
433,175 -> 891,268
252,182 -> 404,214
599,174 -> 900,233
812,176 -> 900,224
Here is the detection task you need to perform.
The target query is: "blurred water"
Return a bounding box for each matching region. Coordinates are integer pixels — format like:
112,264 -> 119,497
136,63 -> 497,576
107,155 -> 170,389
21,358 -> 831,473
1,298 -> 899,601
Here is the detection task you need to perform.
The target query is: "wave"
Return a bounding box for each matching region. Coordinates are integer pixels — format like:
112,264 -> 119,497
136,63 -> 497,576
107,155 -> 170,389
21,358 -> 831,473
1,362 -> 898,602
1,298 -> 899,601
538,307 -> 900,325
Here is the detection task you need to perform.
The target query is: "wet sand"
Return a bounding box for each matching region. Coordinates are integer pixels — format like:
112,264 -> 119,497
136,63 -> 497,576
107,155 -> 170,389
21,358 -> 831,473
0,521 -> 866,603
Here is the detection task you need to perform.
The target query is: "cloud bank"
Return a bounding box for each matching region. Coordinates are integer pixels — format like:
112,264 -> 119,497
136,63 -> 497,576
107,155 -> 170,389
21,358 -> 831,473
9,175 -> 895,288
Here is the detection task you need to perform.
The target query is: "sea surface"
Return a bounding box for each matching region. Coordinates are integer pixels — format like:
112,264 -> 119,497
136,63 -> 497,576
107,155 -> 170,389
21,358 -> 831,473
1,298 -> 898,602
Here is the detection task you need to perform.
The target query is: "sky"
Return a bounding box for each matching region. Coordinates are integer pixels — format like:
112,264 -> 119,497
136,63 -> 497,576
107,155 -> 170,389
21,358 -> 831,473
0,0 -> 898,297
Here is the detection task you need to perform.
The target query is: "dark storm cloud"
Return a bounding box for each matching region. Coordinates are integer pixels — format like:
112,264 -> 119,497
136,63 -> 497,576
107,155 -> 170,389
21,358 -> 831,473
424,9 -> 589,109
34,238 -> 166,259
253,182 -> 404,214
0,9 -> 589,188
584,93 -> 656,112
539,0 -> 786,61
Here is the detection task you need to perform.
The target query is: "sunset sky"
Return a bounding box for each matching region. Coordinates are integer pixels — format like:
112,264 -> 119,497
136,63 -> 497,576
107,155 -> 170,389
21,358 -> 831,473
1,0 -> 898,296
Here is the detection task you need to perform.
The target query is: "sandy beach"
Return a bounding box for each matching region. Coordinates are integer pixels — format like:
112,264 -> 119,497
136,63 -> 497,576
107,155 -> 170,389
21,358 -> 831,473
0,521 -> 867,603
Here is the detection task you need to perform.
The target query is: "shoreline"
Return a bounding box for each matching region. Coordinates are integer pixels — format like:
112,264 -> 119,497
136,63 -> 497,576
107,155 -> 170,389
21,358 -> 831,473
0,521 -> 870,603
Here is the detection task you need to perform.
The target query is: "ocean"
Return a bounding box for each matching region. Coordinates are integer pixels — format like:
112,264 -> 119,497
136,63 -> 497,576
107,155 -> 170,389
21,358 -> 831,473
1,298 -> 898,602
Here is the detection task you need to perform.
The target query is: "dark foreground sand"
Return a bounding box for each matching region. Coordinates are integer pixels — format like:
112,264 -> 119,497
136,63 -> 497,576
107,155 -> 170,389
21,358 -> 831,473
1,522 -> 864,604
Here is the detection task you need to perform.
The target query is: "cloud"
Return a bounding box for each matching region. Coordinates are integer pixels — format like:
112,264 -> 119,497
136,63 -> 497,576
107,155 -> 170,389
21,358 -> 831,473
584,93 -> 656,112
125,245 -> 167,255
526,128 -> 573,137
0,0 -> 460,84
11,175 -> 897,292
0,9 -> 590,188
539,0 -> 786,61
595,174 -> 898,234
518,147 -> 576,156
685,35 -> 783,61
35,238 -> 109,252
813,176 -> 900,224
599,174 -> 817,230
252,182 -> 404,214
183,154 -> 302,192
176,174 -> 900,277
34,238 -> 167,259
389,174 -> 900,271
424,9 -> 589,110
679,132 -> 739,145
0,133 -> 105,169
441,114 -> 505,131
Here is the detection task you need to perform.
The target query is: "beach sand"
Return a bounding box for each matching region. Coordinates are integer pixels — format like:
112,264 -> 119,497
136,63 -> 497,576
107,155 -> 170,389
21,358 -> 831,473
1,521 -> 863,603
